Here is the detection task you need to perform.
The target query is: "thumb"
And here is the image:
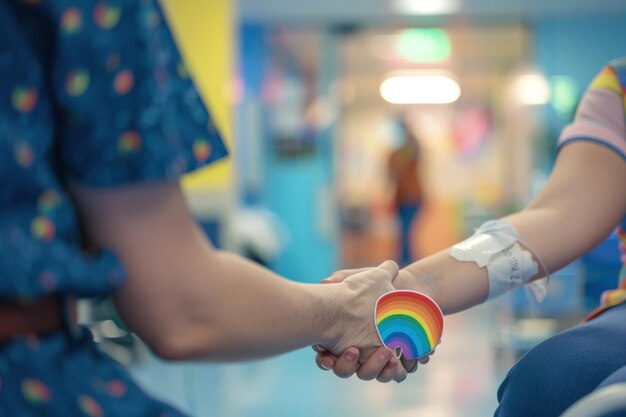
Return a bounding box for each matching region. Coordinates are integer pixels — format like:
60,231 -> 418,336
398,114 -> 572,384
376,260 -> 399,282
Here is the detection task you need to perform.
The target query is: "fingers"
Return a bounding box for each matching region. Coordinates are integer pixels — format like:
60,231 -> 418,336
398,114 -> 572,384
315,352 -> 337,371
374,356 -> 401,383
329,348 -> 361,378
323,260 -> 399,285
402,357 -> 419,373
322,268 -> 373,284
356,347 -> 395,381
312,344 -> 328,354
316,346 -> 420,383
376,260 -> 399,283
399,348 -> 434,375
382,352 -> 430,383
391,361 -> 408,383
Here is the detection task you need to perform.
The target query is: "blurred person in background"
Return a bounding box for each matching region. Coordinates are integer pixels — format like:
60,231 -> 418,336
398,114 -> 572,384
0,1 -> 413,416
387,120 -> 424,266
319,57 -> 626,416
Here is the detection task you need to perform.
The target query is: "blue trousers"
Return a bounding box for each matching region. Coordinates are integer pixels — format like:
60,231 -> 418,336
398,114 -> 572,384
397,204 -> 421,267
495,302 -> 626,417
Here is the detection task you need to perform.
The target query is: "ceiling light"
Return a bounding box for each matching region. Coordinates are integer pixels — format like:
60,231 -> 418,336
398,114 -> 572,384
511,73 -> 550,106
393,0 -> 460,15
380,72 -> 461,104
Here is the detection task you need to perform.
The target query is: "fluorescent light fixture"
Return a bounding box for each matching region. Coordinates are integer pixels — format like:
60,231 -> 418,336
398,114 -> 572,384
511,73 -> 550,105
393,0 -> 460,15
380,72 -> 461,104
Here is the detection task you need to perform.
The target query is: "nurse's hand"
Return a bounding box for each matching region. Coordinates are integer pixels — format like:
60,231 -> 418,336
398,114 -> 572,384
316,262 -> 398,362
314,268 -> 436,383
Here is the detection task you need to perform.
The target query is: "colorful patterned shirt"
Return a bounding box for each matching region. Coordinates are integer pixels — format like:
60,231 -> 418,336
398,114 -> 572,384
557,57 -> 626,320
0,0 -> 228,300
0,1 -> 227,415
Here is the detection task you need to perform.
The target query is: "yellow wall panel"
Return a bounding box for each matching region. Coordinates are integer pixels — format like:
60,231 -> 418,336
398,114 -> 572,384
160,0 -> 234,191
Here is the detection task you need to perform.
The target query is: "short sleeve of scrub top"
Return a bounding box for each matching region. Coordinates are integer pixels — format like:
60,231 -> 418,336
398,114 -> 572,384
0,0 -> 228,299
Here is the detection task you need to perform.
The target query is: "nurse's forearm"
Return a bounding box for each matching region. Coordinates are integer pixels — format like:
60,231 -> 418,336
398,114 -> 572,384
72,181 -> 394,362
113,247 -> 346,361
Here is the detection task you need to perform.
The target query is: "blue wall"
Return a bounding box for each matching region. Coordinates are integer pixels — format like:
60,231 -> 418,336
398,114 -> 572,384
531,13 -> 626,305
238,24 -> 339,282
532,13 -> 626,130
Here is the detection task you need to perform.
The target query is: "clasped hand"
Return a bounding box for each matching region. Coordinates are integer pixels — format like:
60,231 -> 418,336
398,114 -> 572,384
312,261 -> 435,383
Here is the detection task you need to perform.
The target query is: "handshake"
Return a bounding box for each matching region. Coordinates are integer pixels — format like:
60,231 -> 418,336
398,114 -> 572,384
309,260 -> 441,384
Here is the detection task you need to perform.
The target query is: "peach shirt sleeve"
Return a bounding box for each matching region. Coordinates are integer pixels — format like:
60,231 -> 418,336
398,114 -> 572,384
558,67 -> 626,160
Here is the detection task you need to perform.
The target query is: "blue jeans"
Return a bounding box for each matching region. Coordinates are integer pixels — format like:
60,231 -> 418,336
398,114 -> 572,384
495,302 -> 626,417
397,204 -> 420,267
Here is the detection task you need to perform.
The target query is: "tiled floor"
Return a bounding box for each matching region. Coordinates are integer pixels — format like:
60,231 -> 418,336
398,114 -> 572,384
131,303 -> 506,417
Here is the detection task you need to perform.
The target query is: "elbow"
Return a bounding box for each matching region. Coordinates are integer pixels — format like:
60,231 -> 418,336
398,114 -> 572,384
146,326 -> 223,361
128,290 -> 230,361
149,336 -> 196,361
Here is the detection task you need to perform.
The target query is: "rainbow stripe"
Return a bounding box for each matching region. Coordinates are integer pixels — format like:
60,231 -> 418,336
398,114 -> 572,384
375,290 -> 443,360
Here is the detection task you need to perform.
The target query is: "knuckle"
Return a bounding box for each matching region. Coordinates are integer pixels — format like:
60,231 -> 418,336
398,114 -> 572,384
396,375 -> 408,383
357,371 -> 376,381
334,369 -> 353,379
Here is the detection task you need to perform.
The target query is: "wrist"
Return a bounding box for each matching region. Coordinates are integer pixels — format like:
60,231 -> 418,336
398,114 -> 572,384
400,249 -> 491,314
396,266 -> 445,313
300,282 -> 348,347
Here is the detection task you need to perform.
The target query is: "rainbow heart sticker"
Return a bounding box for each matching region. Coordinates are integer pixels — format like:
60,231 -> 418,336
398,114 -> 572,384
375,290 -> 443,360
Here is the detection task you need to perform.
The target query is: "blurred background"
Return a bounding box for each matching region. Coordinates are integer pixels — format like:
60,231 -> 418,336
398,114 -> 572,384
82,1 -> 626,416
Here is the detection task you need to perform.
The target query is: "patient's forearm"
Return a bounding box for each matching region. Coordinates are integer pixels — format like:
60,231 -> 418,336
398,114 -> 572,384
400,143 -> 626,315
400,206 -> 599,315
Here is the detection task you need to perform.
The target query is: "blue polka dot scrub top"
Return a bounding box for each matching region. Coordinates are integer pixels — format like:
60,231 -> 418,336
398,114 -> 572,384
0,0 -> 228,301
0,1 -> 227,415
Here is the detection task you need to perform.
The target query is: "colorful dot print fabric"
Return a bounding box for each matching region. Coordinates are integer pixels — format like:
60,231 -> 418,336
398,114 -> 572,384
0,1 -> 227,415
0,329 -> 189,417
0,0 -> 228,300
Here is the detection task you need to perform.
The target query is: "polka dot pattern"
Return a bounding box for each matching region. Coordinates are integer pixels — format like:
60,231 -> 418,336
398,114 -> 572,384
93,4 -> 121,30
118,130 -> 142,153
21,379 -> 52,404
1,330 -> 191,415
37,191 -> 61,214
113,70 -> 134,95
193,139 -> 212,162
0,0 -> 227,302
30,217 -> 56,242
107,379 -> 127,397
78,395 -> 103,417
11,86 -> 38,113
60,8 -> 83,35
14,142 -> 35,167
65,69 -> 91,96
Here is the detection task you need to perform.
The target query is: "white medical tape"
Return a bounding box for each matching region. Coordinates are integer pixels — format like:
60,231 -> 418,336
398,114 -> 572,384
450,220 -> 545,301
486,243 -> 538,299
518,237 -> 550,303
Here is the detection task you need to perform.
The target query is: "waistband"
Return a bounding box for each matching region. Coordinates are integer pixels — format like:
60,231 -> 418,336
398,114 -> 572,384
0,296 -> 79,345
